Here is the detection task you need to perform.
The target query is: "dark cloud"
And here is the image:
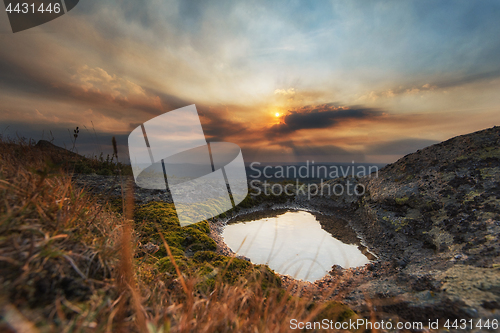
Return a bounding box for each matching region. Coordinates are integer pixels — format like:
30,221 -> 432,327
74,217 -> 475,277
0,57 -> 62,99
434,69 -> 500,90
198,106 -> 249,142
0,55 -> 191,122
386,68 -> 500,96
266,105 -> 382,137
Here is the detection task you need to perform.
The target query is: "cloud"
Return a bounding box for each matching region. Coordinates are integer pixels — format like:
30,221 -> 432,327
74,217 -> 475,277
266,104 -> 382,137
274,88 -> 296,96
198,105 -> 250,142
72,65 -> 147,98
68,65 -> 166,114
0,53 -> 192,128
433,69 -> 500,90
371,69 -> 500,100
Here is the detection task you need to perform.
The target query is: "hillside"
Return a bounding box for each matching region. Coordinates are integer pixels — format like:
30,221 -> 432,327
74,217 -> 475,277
303,126 -> 500,324
1,127 -> 499,331
0,138 -> 355,333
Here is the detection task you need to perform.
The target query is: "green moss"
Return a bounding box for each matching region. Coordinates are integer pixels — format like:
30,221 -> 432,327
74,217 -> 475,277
156,250 -> 281,293
479,147 -> 500,160
167,246 -> 185,257
383,215 -> 411,232
193,251 -> 253,283
134,202 -> 216,257
134,202 -> 280,292
193,250 -> 225,263
163,227 -> 217,254
185,220 -> 210,234
480,167 -> 500,179
134,200 -> 282,294
134,201 -> 180,229
463,190 -> 482,203
395,197 -> 409,205
157,255 -> 192,274
104,196 -> 124,214
311,301 -> 357,323
252,264 -> 282,290
194,251 -> 280,287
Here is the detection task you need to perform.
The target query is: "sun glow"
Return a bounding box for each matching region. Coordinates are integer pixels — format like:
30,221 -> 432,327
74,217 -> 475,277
275,112 -> 280,117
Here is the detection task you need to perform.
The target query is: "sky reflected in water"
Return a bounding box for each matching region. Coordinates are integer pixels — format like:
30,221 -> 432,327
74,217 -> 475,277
222,211 -> 370,282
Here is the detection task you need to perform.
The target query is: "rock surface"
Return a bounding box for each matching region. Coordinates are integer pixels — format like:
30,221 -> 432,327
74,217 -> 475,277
296,126 -> 500,326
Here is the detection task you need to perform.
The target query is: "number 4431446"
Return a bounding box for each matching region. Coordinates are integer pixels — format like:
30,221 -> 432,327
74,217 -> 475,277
444,319 -> 498,330
5,3 -> 61,14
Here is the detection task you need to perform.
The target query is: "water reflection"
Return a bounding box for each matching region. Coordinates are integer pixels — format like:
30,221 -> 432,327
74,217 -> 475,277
222,211 -> 370,282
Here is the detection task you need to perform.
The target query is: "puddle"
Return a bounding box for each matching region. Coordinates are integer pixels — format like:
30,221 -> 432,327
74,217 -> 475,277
222,210 -> 372,282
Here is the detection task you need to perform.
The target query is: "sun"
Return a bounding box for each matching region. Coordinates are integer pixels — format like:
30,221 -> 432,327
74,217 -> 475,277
275,112 -> 280,117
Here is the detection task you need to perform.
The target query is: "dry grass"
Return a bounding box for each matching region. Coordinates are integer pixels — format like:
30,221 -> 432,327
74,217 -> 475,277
0,138 -> 361,333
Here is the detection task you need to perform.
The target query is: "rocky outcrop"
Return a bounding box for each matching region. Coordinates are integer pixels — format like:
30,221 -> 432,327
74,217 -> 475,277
308,126 -> 500,325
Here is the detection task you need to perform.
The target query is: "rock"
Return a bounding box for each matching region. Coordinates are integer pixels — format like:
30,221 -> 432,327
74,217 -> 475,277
298,126 -> 500,322
141,242 -> 160,254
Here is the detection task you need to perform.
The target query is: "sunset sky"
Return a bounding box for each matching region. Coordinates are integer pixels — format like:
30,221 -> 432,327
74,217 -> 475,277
1,0 -> 500,164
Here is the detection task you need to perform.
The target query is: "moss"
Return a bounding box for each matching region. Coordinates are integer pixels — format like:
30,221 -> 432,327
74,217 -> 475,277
311,300 -> 357,323
193,250 -> 225,263
463,190 -> 482,203
185,220 -> 210,234
442,172 -> 456,182
157,255 -> 192,274
134,201 -> 180,230
134,202 -> 216,257
480,167 -> 500,179
163,227 -> 217,253
383,215 -> 411,232
177,196 -> 233,222
205,256 -> 252,283
136,263 -> 158,285
133,197 -> 282,292
479,147 -> 500,160
156,250 -> 281,293
405,174 -> 414,181
105,195 -> 124,214
252,264 -> 282,290
193,251 -> 281,288
167,246 -> 185,257
395,197 -> 409,205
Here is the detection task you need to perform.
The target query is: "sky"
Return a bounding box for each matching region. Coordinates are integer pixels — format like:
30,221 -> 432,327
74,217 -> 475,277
1,0 -> 500,164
